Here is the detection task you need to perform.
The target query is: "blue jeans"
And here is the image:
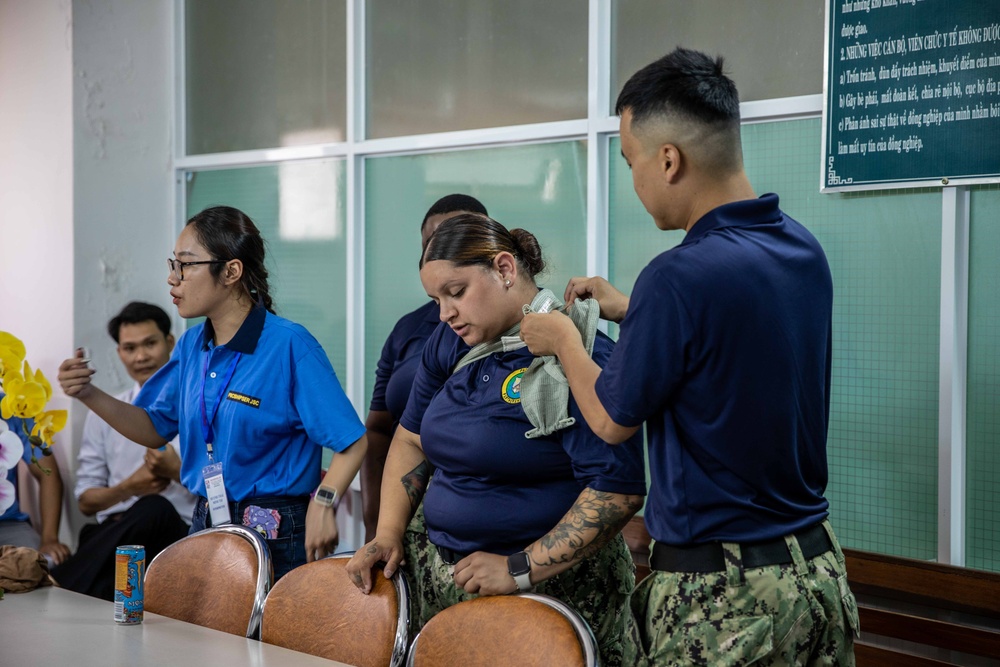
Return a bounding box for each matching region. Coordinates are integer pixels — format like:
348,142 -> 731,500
192,495 -> 308,580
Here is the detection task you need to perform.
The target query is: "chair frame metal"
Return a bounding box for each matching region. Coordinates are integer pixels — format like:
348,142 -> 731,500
405,592 -> 599,667
391,575 -> 411,667
331,552 -> 411,667
144,523 -> 273,639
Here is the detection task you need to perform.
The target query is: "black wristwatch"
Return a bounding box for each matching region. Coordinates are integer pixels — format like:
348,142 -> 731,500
507,551 -> 533,592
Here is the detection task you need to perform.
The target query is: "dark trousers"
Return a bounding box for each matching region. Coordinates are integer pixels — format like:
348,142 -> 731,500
51,494 -> 190,601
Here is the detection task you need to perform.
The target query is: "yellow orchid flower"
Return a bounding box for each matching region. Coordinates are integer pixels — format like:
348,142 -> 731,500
0,331 -> 26,379
0,366 -> 48,420
29,363 -> 54,402
31,409 -> 68,447
0,334 -> 63,478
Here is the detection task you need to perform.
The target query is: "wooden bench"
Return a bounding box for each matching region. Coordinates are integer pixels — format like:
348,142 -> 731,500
622,517 -> 1000,666
844,548 -> 1000,666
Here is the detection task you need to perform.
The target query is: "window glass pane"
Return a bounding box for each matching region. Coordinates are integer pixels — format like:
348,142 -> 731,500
967,184 -> 1000,573
742,118 -> 940,559
185,0 -> 346,154
364,141 -> 588,405
612,0 -> 823,107
184,160 -> 348,383
366,0 -> 588,139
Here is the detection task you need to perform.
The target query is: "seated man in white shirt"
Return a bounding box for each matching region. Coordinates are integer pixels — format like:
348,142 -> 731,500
51,302 -> 196,600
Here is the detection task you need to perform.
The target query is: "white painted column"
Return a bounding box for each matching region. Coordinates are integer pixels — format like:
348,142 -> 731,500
937,185 -> 969,566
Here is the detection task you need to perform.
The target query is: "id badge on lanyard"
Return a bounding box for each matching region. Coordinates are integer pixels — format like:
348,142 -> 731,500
200,350 -> 242,526
202,453 -> 231,526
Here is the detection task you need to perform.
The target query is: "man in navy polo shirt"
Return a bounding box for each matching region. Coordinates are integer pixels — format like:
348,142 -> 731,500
522,48 -> 858,665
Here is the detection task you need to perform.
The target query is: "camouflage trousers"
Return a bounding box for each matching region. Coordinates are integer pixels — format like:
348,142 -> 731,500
632,521 -> 860,666
401,505 -> 640,667
401,503 -> 432,630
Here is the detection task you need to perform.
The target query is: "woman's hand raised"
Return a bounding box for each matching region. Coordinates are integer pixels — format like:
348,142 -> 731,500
57,349 -> 96,399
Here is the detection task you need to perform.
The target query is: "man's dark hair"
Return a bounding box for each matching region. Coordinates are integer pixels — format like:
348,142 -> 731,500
420,194 -> 488,232
615,47 -> 740,127
107,301 -> 172,344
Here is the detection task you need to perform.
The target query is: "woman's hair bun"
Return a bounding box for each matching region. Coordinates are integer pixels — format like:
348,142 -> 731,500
510,228 -> 545,277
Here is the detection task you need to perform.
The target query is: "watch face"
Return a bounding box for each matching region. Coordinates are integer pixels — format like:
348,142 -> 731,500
315,488 -> 336,506
507,551 -> 531,576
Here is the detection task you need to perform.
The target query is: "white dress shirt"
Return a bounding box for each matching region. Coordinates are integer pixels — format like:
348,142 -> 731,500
74,384 -> 197,524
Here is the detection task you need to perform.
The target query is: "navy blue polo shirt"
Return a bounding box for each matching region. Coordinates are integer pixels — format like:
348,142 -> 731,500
137,307 -> 366,501
595,194 -> 833,546
401,323 -> 647,556
369,300 -> 441,421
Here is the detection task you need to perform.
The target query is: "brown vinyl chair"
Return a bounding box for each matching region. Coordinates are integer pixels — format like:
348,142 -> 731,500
260,554 -> 410,667
406,593 -> 598,667
144,524 -> 272,638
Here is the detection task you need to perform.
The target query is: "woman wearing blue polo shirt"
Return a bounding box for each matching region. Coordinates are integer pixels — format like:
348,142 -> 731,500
58,206 -> 367,579
348,214 -> 646,667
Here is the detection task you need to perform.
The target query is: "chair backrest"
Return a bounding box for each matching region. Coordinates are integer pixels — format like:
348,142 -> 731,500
406,593 -> 598,667
144,524 -> 272,638
260,554 -> 409,667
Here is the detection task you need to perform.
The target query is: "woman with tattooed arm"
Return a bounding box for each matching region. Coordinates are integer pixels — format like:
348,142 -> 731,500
346,214 -> 646,667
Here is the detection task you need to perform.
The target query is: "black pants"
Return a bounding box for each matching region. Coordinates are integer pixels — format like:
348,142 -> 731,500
51,495 -> 190,601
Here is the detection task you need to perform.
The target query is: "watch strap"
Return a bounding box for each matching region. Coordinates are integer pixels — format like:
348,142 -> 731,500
507,551 -> 533,592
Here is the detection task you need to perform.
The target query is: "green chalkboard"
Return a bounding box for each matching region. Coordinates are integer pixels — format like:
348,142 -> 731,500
823,0 -> 1000,191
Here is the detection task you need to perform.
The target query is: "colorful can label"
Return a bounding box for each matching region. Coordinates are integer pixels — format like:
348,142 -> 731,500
114,545 -> 145,624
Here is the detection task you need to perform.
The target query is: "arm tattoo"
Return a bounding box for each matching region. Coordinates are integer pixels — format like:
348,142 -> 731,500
400,460 -> 432,511
534,488 -> 644,567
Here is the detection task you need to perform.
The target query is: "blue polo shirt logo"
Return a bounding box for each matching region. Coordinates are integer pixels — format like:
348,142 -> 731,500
501,368 -> 527,404
226,390 -> 261,409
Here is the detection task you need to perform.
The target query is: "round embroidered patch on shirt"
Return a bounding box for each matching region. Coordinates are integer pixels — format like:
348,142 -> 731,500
502,368 -> 527,404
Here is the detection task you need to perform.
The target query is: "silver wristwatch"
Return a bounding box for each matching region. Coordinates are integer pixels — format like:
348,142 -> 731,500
313,486 -> 340,509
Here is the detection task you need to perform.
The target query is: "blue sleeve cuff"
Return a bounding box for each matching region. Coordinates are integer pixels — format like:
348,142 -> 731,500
323,422 -> 367,453
142,406 -> 177,443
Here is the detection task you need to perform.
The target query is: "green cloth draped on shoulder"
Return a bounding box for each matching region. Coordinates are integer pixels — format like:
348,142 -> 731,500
451,288 -> 600,439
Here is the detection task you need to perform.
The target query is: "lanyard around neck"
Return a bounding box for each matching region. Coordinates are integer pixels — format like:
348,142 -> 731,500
200,349 -> 242,457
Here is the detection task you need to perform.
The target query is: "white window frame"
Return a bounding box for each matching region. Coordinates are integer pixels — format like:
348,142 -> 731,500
172,0 -> 968,565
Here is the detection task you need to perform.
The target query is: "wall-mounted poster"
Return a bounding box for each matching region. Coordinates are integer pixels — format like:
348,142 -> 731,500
823,0 -> 1000,191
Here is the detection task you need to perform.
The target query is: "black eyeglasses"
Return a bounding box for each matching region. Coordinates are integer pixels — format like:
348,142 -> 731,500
167,258 -> 227,281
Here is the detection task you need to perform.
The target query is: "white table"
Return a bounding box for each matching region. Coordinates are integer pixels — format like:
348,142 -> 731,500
0,586 -> 354,666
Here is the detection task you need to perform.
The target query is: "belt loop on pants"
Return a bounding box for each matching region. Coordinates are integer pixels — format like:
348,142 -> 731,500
650,523 -> 833,574
784,530 -> 810,576
722,542 -> 746,587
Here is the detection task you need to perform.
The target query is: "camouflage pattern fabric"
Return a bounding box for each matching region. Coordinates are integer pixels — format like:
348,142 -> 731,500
403,523 -> 639,667
401,502 -> 432,631
631,521 -> 860,666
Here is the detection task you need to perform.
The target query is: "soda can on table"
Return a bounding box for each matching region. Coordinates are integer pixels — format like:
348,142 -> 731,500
114,545 -> 145,624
